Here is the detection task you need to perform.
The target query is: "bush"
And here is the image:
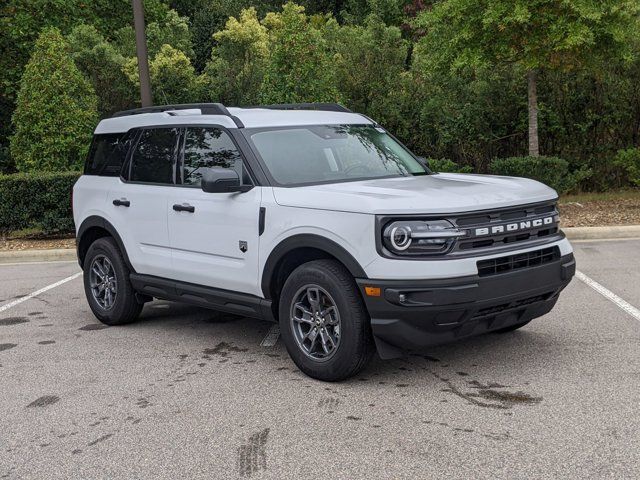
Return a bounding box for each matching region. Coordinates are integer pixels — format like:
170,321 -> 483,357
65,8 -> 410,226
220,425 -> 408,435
0,172 -> 80,238
10,28 -> 98,173
613,148 -> 640,187
260,3 -> 340,103
489,156 -> 591,194
0,146 -> 15,175
427,158 -> 473,173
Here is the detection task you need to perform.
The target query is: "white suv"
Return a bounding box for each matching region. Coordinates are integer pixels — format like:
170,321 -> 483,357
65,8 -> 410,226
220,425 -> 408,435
73,103 -> 575,381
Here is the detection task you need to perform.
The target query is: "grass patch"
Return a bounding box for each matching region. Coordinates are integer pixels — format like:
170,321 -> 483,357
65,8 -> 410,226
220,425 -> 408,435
561,189 -> 640,203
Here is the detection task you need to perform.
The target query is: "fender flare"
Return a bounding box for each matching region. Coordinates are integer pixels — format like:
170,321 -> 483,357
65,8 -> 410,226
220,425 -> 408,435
76,216 -> 135,272
261,234 -> 368,299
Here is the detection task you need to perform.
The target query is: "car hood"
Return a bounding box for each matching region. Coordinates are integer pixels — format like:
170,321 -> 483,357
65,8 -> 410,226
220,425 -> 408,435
272,173 -> 558,215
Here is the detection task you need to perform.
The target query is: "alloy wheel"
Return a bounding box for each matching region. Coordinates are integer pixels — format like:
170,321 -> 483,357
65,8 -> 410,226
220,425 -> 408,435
290,284 -> 341,360
89,255 -> 117,310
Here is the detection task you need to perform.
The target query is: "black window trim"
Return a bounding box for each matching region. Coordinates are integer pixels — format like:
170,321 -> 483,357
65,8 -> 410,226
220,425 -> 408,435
117,123 -> 267,188
84,132 -> 130,177
174,124 -> 257,189
120,125 -> 181,187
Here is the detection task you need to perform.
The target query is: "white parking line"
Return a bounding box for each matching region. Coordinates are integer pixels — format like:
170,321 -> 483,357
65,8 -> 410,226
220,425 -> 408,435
576,270 -> 640,322
0,272 -> 82,314
260,324 -> 280,347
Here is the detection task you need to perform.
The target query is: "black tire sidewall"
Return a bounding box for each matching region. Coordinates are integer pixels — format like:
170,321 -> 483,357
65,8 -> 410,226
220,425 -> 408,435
279,260 -> 371,381
83,237 -> 138,325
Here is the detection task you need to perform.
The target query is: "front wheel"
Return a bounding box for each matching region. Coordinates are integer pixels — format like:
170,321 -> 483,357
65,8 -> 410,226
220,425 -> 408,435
279,260 -> 374,381
83,237 -> 142,325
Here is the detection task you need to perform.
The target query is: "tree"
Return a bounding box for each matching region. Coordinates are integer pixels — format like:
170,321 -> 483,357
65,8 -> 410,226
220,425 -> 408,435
113,9 -> 194,60
67,25 -> 137,117
0,0 -> 168,152
329,15 -> 409,120
260,2 -> 341,104
10,28 -> 98,172
414,0 -> 640,156
204,7 -> 269,105
125,44 -> 204,105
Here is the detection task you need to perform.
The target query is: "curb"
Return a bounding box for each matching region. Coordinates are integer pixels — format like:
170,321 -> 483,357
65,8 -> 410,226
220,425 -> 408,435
0,226 -> 639,264
563,225 -> 640,241
0,248 -> 77,264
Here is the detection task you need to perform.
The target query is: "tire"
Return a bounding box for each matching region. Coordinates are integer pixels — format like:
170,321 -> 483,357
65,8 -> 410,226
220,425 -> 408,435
83,237 -> 142,325
279,259 -> 374,382
494,319 -> 532,333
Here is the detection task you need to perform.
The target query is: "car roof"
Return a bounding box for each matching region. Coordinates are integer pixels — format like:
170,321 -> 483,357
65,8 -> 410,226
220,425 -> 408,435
94,106 -> 373,134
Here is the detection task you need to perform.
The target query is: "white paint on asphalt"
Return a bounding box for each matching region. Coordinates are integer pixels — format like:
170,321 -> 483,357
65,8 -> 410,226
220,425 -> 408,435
260,324 -> 280,347
576,270 -> 640,322
0,272 -> 82,314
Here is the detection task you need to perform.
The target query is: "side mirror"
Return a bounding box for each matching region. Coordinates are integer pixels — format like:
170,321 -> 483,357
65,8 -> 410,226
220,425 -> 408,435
201,168 -> 253,193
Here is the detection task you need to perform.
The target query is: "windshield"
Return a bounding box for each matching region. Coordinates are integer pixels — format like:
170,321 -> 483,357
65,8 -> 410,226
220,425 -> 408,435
244,125 -> 429,186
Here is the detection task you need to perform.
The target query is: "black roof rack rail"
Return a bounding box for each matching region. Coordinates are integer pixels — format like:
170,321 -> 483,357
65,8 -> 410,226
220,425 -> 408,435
248,103 -> 352,113
111,103 -> 244,128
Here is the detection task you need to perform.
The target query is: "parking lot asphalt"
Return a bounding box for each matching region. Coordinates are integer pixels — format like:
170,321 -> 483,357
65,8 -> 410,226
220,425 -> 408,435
1,240 -> 639,479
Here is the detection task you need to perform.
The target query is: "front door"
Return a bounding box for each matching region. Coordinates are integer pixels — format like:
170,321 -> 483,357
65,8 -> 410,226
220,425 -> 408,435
167,126 -> 262,296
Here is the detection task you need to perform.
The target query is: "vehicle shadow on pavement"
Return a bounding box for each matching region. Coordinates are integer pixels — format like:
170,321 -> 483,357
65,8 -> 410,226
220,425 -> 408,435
126,300 -> 562,390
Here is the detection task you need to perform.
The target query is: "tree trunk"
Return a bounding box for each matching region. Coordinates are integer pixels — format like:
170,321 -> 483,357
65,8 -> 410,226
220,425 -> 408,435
528,69 -> 540,157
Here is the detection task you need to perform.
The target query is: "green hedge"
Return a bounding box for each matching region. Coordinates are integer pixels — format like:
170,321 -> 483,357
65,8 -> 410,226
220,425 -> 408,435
426,158 -> 474,174
0,172 -> 81,237
613,148 -> 640,187
489,156 -> 591,194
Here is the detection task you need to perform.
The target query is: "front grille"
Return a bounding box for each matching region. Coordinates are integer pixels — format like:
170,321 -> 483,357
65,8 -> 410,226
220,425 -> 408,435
450,202 -> 560,252
472,292 -> 554,319
477,246 -> 560,277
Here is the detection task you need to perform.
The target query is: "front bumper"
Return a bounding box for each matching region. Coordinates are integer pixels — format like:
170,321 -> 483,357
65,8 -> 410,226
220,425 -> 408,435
357,253 -> 575,359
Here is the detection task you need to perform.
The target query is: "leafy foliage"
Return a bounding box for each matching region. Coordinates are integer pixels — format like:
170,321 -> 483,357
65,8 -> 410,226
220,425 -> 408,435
114,9 -> 193,60
204,7 -> 269,105
329,15 -> 408,121
0,0 -> 168,151
125,45 -> 204,105
413,0 -> 640,72
0,171 -> 80,237
67,25 -> 137,117
10,28 -> 98,173
489,156 -> 591,194
1,0 -> 639,194
614,148 -> 640,187
260,3 -> 341,104
426,158 -> 473,174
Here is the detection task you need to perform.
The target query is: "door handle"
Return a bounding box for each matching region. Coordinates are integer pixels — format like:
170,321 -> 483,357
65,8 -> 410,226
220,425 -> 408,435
113,198 -> 130,207
173,203 -> 195,213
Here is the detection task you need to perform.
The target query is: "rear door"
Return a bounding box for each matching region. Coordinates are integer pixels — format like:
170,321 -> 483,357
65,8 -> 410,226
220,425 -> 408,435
167,126 -> 262,296
108,127 -> 179,277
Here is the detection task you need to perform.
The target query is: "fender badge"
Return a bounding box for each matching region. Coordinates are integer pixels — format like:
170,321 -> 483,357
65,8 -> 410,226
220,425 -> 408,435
239,241 -> 248,253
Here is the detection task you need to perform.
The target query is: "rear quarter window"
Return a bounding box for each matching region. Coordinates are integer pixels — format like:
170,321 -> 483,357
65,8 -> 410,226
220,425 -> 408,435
84,133 -> 130,176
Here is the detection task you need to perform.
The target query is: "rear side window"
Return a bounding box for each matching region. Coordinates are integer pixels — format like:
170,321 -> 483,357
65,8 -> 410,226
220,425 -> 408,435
129,128 -> 179,184
85,133 -> 129,176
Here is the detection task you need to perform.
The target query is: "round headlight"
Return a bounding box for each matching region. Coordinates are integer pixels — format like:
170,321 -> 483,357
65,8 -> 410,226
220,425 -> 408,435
382,219 -> 464,256
390,225 -> 412,251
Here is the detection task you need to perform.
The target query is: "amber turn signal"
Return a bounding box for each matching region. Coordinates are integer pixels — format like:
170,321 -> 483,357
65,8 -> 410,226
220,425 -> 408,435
364,286 -> 381,297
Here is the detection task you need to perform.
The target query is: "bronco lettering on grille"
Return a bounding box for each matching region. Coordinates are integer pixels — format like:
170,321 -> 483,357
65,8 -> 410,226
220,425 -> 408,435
473,215 -> 557,237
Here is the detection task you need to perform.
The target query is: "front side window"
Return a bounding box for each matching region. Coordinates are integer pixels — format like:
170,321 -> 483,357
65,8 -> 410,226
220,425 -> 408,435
244,125 -> 428,186
130,128 -> 179,184
180,127 -> 248,186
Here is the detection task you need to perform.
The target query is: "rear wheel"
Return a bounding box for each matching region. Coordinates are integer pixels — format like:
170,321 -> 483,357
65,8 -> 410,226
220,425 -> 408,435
83,237 -> 142,325
279,259 -> 374,381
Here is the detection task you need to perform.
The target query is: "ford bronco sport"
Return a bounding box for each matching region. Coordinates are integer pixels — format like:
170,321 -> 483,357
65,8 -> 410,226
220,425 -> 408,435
73,103 -> 576,381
